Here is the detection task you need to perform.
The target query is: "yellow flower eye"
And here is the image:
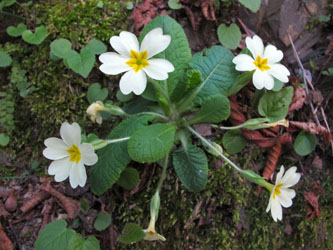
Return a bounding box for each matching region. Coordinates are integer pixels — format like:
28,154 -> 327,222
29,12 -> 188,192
67,144 -> 81,164
253,55 -> 271,71
126,50 -> 149,72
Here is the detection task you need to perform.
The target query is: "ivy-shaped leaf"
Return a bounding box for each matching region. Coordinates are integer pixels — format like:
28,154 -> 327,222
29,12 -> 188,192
222,129 -> 247,154
94,212 -> 111,231
189,94 -> 230,124
217,23 -> 241,50
238,0 -> 261,13
50,38 -> 72,59
86,40 -> 107,55
173,144 -> 208,192
116,167 -> 139,190
68,234 -> 100,250
22,26 -> 48,45
190,45 -> 238,104
118,223 -> 145,244
87,83 -> 108,103
128,123 -> 176,163
89,115 -> 153,195
294,131 -> 316,156
34,220 -> 76,250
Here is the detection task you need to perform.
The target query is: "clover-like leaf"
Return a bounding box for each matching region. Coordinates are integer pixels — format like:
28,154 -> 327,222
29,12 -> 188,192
65,47 -> 95,78
217,23 -> 241,50
0,133 -> 10,146
222,130 -> 247,154
7,23 -> 27,37
68,234 -> 100,250
0,51 -> 12,67
22,26 -> 48,45
118,223 -> 145,244
238,0 -> 261,13
87,83 -> 108,103
86,40 -> 107,55
294,131 -> 316,156
50,38 -> 72,59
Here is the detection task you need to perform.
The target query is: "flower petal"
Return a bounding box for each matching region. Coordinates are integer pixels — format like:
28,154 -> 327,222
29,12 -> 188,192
69,162 -> 87,188
119,70 -> 147,95
143,59 -> 174,80
60,122 -> 81,147
99,52 -> 131,75
275,165 -> 285,184
266,193 -> 273,213
110,31 -> 139,57
48,157 -> 72,182
279,188 -> 296,207
79,143 -> 98,166
232,54 -> 256,71
264,45 -> 283,64
280,167 -> 301,188
252,70 -> 274,90
270,196 -> 283,222
246,35 -> 264,59
268,64 -> 290,83
140,28 -> 171,59
43,137 -> 69,160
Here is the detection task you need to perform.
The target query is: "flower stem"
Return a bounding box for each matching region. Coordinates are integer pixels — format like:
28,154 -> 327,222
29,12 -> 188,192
156,154 -> 169,193
136,112 -> 169,121
0,11 -> 26,20
91,137 -> 130,150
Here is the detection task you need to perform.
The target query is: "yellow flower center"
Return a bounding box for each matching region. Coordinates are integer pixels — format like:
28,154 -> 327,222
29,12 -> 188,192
273,183 -> 283,200
253,55 -> 270,71
67,144 -> 81,164
126,50 -> 149,72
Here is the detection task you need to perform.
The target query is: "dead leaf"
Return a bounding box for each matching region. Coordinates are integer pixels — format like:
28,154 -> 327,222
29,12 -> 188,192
201,0 -> 216,21
288,86 -> 306,113
20,191 -> 50,214
304,191 -> 322,219
0,222 -> 13,250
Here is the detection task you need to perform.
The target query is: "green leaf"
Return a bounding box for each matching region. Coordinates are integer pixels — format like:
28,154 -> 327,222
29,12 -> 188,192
6,23 -> 27,37
90,115 -> 153,195
0,51 -> 12,67
50,39 -> 72,59
222,130 -> 247,154
68,234 -> 100,250
65,47 -> 95,78
34,220 -> 76,250
116,167 -> 139,190
0,133 -> 10,146
96,1 -> 103,8
87,83 -> 108,103
217,23 -> 241,50
189,94 -> 230,124
94,212 -> 111,231
173,144 -> 208,192
190,45 -> 238,104
238,0 -> 261,13
140,16 -> 191,98
258,86 -> 293,122
227,71 -> 253,96
116,90 -> 133,102
168,0 -> 182,9
22,26 -> 48,45
272,78 -> 284,92
239,169 -> 265,186
118,223 -> 145,244
0,0 -> 15,10
294,131 -> 316,156
128,123 -> 176,163
86,40 -> 107,55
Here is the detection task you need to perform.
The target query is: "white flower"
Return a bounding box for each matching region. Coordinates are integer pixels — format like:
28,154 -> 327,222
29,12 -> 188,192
232,35 -> 290,90
86,101 -> 104,124
99,28 -> 175,95
43,122 -> 98,188
266,166 -> 301,222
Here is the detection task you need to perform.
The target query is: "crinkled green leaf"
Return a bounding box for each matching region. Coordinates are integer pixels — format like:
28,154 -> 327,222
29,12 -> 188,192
50,39 -> 72,59
238,0 -> 261,13
128,123 -> 176,163
34,220 -> 76,250
116,167 -> 139,190
118,223 -> 145,244
190,45 -> 238,104
258,86 -> 293,122
65,47 -> 95,78
294,131 -> 316,156
222,129 -> 247,154
22,26 -> 48,45
68,234 -> 100,250
87,83 -> 108,103
189,94 -> 230,124
94,212 -> 111,231
90,115 -> 153,195
7,23 -> 27,37
140,16 -> 191,98
86,40 -> 107,55
0,51 -> 12,67
173,144 -> 208,192
217,23 -> 241,50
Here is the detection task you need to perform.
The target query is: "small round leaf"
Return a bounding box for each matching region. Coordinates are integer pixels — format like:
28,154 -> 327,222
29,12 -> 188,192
222,130 -> 247,154
294,131 -> 316,156
217,23 -> 241,50
94,212 -> 111,231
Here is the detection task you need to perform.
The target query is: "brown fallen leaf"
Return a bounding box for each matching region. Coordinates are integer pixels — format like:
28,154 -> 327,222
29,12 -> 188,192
201,0 -> 216,21
4,190 -> 17,212
39,198 -> 54,232
0,222 -> 13,250
0,200 -> 9,218
304,191 -> 322,219
288,86 -> 306,113
40,184 -> 80,220
20,191 -> 50,214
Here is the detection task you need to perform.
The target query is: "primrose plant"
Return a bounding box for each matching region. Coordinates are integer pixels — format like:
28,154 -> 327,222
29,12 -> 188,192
42,16 -> 301,244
